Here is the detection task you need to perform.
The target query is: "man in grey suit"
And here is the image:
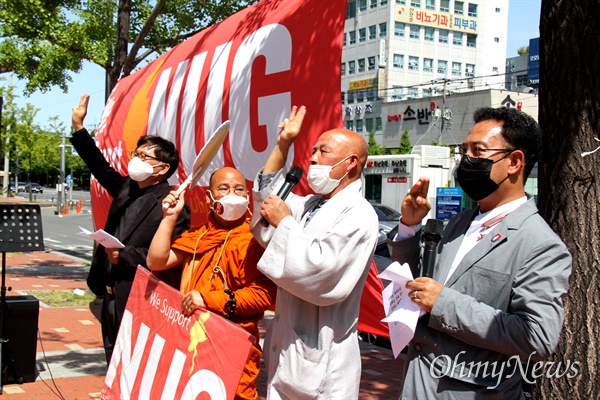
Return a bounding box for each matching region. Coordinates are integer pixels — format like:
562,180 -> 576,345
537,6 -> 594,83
388,107 -> 572,399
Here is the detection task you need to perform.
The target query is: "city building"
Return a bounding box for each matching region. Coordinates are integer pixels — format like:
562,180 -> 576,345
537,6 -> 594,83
341,0 -> 512,148
505,37 -> 540,92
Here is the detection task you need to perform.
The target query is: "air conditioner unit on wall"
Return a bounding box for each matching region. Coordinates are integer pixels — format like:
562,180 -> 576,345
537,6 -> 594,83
412,145 -> 450,168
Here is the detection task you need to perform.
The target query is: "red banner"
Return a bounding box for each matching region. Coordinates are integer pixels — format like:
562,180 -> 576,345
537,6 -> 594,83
102,267 -> 254,399
91,0 -> 347,228
358,260 -> 390,338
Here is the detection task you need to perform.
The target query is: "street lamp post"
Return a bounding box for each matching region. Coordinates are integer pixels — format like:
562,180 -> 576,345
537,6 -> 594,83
57,132 -> 66,215
14,147 -> 19,196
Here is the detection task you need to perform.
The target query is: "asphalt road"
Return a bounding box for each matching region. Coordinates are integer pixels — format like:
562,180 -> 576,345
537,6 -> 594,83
41,201 -> 95,262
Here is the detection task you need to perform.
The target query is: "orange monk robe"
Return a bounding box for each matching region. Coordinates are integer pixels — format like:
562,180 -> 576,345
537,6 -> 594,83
171,213 -> 276,400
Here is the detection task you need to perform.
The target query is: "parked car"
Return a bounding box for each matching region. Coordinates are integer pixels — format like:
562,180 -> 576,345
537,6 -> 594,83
26,183 -> 44,193
371,203 -> 401,257
8,182 -> 26,193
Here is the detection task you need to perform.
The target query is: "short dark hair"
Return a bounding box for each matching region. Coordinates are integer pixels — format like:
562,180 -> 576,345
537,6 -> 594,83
136,136 -> 179,179
473,107 -> 541,180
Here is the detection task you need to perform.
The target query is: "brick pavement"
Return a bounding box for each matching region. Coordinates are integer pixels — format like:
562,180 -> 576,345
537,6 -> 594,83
1,240 -> 405,399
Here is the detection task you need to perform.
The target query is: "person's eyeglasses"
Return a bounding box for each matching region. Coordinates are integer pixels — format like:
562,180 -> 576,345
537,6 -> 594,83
460,146 -> 514,163
131,151 -> 161,162
215,185 -> 247,196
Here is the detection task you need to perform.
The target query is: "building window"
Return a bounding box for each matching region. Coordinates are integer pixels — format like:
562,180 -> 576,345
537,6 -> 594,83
359,0 -> 367,12
349,31 -> 356,44
380,0 -> 388,4
439,29 -> 449,43
495,7 -> 501,13
494,37 -> 500,43
438,59 -> 447,74
425,0 -> 435,10
409,25 -> 420,39
396,0 -> 406,4
379,22 -> 387,37
348,60 -> 356,74
368,56 -> 376,71
453,32 -> 463,46
423,58 -> 433,72
341,62 -> 346,76
492,66 -> 499,73
370,0 -> 377,8
343,33 -> 347,46
452,62 -> 461,76
348,91 -> 355,103
454,1 -> 463,15
425,27 -> 434,41
393,53 -> 404,68
466,64 -> 475,77
357,90 -> 365,102
367,88 -> 375,101
341,92 -> 345,104
440,0 -> 449,12
468,3 -> 477,17
366,118 -> 374,133
409,56 -> 419,71
347,0 -> 357,19
358,58 -> 366,73
346,120 -> 354,130
359,28 -> 366,42
376,117 -> 382,131
395,21 -> 405,37
356,119 -> 364,133
467,34 -> 476,48
423,88 -> 433,97
369,25 -> 376,40
411,0 -> 421,7
408,87 -> 419,99
392,86 -> 404,100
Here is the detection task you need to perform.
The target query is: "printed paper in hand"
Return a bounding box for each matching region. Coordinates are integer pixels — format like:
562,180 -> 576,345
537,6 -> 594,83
378,261 -> 422,358
79,226 -> 125,249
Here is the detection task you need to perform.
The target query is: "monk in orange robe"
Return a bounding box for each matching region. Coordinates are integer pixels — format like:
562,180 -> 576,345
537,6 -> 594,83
148,167 -> 276,400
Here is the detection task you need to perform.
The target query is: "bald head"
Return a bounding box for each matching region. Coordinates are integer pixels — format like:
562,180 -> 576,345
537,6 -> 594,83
209,167 -> 246,189
319,129 -> 369,173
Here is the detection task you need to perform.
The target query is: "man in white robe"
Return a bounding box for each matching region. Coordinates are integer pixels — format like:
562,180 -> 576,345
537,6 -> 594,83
251,106 -> 379,399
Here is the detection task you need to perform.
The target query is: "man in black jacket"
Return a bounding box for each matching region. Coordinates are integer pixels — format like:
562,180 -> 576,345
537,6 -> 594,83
71,94 -> 190,365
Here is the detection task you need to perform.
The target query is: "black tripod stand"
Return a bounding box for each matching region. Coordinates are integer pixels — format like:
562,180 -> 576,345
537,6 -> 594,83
0,205 -> 44,393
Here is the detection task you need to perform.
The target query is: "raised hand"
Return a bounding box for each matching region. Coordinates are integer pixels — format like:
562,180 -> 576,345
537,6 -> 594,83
277,105 -> 307,148
72,94 -> 89,131
400,177 -> 431,226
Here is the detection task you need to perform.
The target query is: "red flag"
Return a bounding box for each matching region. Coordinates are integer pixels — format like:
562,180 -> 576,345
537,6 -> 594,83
90,0 -> 346,228
358,260 -> 390,338
102,267 -> 254,399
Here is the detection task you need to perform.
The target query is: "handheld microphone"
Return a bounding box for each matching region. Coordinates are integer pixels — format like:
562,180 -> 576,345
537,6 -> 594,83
259,166 -> 304,227
421,219 -> 444,278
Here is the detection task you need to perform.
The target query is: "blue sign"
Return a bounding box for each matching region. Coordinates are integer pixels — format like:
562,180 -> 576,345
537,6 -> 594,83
436,187 -> 462,220
527,37 -> 540,88
66,174 -> 72,187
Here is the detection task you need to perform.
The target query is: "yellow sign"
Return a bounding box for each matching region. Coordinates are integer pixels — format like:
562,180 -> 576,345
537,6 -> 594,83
349,77 -> 378,91
395,6 -> 479,34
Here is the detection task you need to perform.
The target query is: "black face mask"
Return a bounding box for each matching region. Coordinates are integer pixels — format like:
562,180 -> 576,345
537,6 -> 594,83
456,156 -> 508,201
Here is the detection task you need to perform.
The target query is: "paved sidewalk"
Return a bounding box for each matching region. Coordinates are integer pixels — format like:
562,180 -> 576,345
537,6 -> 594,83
1,249 -> 405,399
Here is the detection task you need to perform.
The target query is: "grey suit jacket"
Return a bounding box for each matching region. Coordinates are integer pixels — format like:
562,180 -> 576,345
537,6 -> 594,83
388,198 -> 571,399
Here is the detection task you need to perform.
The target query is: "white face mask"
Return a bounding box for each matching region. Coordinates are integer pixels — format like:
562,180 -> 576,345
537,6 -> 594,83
209,191 -> 248,221
307,155 -> 351,194
128,157 -> 164,182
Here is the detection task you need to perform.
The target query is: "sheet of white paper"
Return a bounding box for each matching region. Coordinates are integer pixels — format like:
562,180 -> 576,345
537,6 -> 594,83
79,226 -> 125,249
378,261 -> 422,358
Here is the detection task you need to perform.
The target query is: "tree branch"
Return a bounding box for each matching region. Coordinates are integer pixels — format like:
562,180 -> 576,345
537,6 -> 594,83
122,0 -> 167,77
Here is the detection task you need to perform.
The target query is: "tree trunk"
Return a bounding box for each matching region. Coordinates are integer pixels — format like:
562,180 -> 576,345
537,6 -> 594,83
537,1 -> 600,398
108,0 -> 131,95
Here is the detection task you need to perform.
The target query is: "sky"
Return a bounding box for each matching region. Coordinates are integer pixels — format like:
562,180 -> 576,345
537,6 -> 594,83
6,0 -> 541,132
